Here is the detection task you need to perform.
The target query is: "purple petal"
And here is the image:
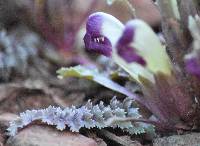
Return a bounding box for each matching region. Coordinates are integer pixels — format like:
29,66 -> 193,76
86,13 -> 102,35
84,33 -> 112,57
84,13 -> 112,57
116,24 -> 146,65
185,57 -> 200,79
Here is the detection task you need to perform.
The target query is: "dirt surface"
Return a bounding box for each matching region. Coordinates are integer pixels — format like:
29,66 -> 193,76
6,125 -> 98,146
153,133 -> 200,146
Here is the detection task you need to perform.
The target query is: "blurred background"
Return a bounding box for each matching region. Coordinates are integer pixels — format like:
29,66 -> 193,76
0,0 -> 163,119
0,0 -> 161,82
0,0 -> 162,144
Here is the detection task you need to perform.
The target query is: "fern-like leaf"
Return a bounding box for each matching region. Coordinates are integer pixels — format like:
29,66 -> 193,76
7,97 -> 154,136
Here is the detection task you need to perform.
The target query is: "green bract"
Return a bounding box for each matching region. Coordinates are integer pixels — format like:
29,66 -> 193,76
57,65 -> 139,100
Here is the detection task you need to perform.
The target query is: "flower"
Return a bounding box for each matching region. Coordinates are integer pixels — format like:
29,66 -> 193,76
83,12 -> 195,129
116,23 -> 146,65
185,50 -> 200,79
84,12 -> 124,57
84,12 -> 172,79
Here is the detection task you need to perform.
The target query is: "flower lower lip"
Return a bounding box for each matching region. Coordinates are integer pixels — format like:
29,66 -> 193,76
84,33 -> 112,57
93,36 -> 105,43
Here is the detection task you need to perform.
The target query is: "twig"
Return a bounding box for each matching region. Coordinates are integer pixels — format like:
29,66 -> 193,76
177,0 -> 199,29
99,129 -> 142,146
105,117 -> 159,127
157,0 -> 187,69
105,116 -> 190,131
124,0 -> 136,18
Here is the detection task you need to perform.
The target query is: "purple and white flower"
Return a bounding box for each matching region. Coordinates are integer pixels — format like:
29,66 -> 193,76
84,12 -> 172,79
116,22 -> 146,65
84,12 -> 124,57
